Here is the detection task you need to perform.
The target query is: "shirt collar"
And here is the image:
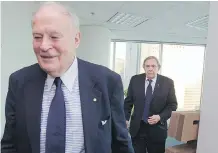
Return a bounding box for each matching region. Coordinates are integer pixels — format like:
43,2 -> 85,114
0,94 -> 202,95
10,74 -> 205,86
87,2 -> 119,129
146,75 -> 157,84
46,57 -> 78,92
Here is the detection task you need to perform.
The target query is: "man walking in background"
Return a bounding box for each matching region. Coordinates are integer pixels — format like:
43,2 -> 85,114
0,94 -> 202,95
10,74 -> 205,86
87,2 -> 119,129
124,56 -> 177,153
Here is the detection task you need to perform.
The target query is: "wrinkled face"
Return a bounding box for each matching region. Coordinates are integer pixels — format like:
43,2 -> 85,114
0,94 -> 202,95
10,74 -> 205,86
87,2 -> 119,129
32,7 -> 80,77
143,58 -> 159,79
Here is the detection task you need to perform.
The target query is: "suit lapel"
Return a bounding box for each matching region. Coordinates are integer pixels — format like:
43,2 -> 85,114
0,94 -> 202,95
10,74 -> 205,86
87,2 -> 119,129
139,74 -> 146,102
78,59 -> 101,153
24,66 -> 46,153
151,74 -> 161,101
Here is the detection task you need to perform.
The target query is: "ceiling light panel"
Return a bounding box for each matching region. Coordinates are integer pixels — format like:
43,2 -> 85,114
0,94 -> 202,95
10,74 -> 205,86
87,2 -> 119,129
186,15 -> 209,31
107,12 -> 149,27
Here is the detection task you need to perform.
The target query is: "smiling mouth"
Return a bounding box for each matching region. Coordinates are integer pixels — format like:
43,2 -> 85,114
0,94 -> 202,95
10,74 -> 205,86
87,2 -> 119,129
41,56 -> 55,59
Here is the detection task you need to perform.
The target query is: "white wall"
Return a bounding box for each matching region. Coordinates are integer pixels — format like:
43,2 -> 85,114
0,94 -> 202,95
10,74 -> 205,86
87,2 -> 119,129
197,2 -> 218,152
77,26 -> 112,68
1,1 -> 38,135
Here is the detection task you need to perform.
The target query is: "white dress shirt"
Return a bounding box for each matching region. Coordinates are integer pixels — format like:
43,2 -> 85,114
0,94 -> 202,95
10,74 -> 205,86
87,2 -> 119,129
145,75 -> 157,94
40,57 -> 85,153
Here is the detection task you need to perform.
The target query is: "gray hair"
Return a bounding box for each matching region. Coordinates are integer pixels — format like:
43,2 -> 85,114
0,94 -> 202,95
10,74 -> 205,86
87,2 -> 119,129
32,1 -> 80,31
143,56 -> 161,69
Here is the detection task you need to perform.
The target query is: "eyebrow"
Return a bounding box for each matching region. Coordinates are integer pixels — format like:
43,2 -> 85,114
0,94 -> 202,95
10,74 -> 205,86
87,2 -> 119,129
32,31 -> 63,36
49,30 -> 61,34
32,32 -> 42,36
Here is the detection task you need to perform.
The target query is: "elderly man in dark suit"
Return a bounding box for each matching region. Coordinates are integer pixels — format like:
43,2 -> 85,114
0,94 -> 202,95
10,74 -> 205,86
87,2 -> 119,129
124,56 -> 177,153
1,2 -> 134,153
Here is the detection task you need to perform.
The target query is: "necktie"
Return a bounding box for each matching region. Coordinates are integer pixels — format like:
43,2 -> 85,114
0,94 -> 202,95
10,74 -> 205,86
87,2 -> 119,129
143,79 -> 153,123
46,77 -> 66,153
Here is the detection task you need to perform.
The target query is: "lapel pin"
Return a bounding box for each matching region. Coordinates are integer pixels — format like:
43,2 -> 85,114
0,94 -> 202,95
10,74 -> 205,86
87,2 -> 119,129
93,98 -> 97,102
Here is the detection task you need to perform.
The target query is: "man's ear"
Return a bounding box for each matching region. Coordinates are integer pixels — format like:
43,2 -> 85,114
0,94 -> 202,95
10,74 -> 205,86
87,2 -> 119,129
75,32 -> 81,49
158,65 -> 161,70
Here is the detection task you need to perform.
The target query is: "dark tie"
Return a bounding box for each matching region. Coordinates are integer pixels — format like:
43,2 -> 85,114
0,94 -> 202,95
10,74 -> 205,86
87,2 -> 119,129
46,77 -> 66,153
143,79 -> 153,123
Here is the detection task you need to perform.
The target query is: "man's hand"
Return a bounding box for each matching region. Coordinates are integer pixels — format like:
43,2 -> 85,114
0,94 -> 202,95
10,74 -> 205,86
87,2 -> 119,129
126,120 -> 129,128
148,115 -> 160,125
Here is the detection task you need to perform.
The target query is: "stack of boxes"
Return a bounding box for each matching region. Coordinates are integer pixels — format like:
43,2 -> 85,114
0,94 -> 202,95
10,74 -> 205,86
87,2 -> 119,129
166,111 -> 200,153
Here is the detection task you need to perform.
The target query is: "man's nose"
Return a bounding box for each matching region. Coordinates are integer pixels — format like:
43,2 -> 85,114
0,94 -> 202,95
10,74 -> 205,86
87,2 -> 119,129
148,66 -> 153,71
39,37 -> 52,52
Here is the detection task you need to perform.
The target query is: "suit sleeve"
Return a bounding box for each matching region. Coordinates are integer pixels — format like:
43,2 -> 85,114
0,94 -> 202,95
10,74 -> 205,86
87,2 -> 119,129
159,80 -> 178,122
124,76 -> 134,121
111,75 -> 134,153
1,74 -> 17,153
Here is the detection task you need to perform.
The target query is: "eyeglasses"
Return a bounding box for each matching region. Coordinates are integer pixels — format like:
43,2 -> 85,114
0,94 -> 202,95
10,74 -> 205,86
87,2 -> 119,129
144,65 -> 157,68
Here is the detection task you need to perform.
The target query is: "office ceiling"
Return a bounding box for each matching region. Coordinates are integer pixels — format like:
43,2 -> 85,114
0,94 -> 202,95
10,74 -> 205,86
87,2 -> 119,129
37,1 -> 210,44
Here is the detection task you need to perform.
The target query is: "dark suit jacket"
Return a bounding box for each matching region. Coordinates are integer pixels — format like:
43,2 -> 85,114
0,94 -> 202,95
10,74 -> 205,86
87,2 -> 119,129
124,73 -> 177,142
1,58 -> 134,153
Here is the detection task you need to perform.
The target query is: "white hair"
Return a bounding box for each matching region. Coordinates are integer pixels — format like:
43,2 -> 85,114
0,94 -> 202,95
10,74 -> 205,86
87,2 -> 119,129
33,1 -> 80,31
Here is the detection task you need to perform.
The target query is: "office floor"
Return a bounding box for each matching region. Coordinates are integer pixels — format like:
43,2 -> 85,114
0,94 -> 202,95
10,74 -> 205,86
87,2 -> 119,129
166,137 -> 184,147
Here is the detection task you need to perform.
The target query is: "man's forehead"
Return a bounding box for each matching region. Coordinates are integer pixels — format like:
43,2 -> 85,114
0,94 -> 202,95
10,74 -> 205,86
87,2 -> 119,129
145,59 -> 158,64
32,3 -> 77,33
34,10 -> 64,21
32,16 -> 72,35
32,10 -> 71,29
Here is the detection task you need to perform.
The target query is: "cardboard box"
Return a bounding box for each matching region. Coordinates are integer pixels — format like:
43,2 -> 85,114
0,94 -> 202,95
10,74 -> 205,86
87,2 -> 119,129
168,111 -> 200,142
165,142 -> 197,153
